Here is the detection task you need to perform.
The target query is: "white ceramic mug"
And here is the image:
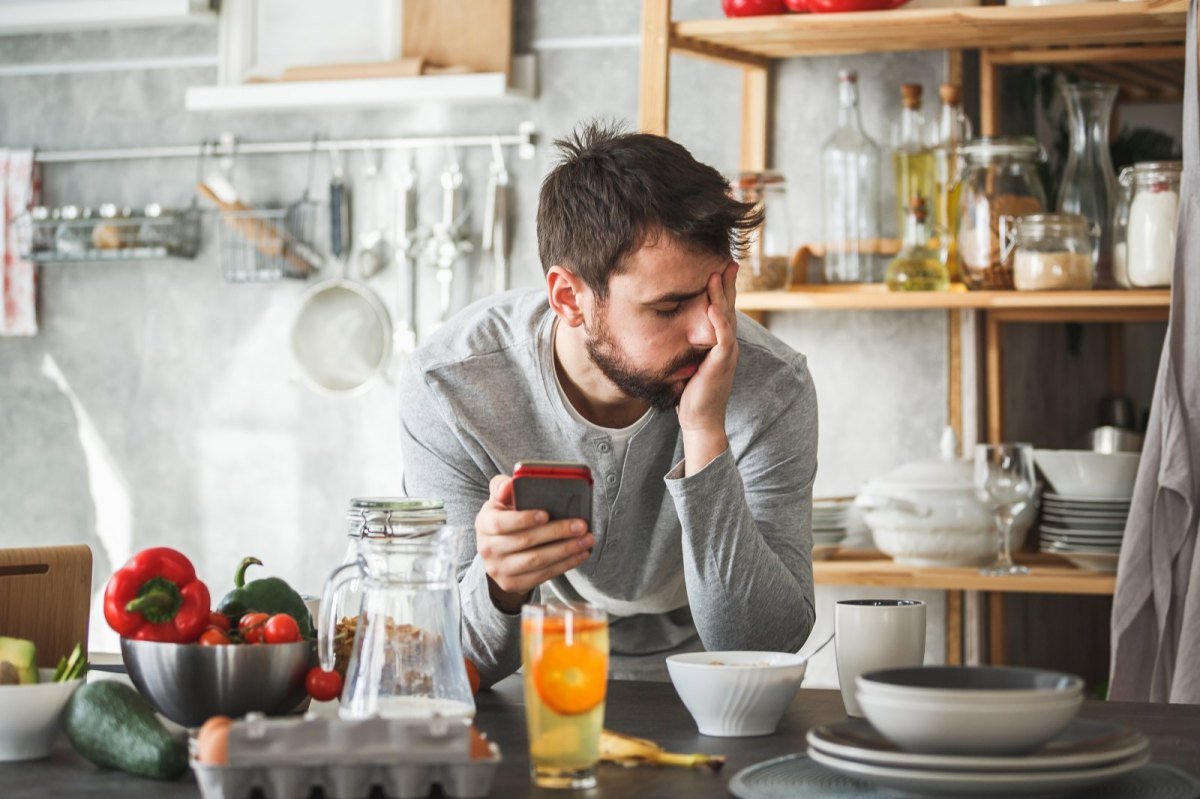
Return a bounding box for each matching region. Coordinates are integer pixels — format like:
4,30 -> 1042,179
835,599 -> 926,717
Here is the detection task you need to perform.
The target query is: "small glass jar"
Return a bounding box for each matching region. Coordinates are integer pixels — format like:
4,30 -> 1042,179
343,497 -> 447,563
733,170 -> 792,292
1115,161 -> 1181,288
956,137 -> 1048,290
1007,214 -> 1097,291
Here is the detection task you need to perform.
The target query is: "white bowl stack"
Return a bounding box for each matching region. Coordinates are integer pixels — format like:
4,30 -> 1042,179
806,666 -> 1150,797
812,498 -> 852,560
1033,450 -> 1139,574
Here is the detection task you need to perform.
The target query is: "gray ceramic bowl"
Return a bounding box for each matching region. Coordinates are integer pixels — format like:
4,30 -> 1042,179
121,638 -> 315,728
855,666 -> 1083,755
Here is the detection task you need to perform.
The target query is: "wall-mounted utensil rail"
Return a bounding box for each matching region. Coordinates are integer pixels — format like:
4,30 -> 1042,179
31,122 -> 537,164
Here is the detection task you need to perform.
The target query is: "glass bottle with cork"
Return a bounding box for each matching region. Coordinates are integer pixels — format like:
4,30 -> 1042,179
892,83 -> 934,245
822,69 -> 882,283
885,196 -> 949,292
931,83 -> 972,281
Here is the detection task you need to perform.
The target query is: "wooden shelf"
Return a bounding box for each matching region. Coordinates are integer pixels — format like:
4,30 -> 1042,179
670,0 -> 1187,60
0,0 -> 214,34
814,550 -> 1116,595
737,285 -> 1171,314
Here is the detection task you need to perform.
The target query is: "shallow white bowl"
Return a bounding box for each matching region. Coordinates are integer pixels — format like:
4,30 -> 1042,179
1033,450 -> 1140,500
666,651 -> 807,737
0,668 -> 83,761
856,666 -> 1083,755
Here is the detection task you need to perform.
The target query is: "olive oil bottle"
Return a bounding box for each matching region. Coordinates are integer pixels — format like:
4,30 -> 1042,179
891,83 -> 934,242
931,83 -> 973,281
886,197 -> 949,292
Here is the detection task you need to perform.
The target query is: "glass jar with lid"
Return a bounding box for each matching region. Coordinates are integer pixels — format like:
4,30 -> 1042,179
733,170 -> 792,293
956,137 -> 1048,290
1005,213 -> 1097,291
343,497 -> 448,563
1114,161 -> 1182,288
335,497 -> 448,625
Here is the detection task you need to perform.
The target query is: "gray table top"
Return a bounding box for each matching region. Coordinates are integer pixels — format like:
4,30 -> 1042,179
5,678 -> 1200,798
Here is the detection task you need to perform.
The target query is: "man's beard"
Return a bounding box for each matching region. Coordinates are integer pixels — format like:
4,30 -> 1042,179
584,307 -> 708,411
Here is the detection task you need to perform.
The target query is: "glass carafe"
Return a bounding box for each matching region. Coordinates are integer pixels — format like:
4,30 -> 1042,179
822,69 -> 882,283
319,525 -> 475,720
1057,82 -> 1118,287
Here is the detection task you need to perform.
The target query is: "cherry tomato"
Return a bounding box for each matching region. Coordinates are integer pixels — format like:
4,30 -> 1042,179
465,658 -> 481,695
722,0 -> 789,16
306,667 -> 343,702
199,626 -> 231,646
208,612 -> 231,631
263,613 -> 301,644
784,0 -> 810,10
238,612 -> 270,644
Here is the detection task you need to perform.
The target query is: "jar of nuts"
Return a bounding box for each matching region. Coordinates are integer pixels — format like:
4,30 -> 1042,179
733,171 -> 792,293
956,137 -> 1047,290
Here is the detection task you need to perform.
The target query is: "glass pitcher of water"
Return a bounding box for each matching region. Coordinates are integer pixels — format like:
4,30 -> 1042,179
318,525 -> 475,719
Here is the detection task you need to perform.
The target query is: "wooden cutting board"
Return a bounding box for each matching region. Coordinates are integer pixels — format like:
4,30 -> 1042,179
0,545 -> 92,668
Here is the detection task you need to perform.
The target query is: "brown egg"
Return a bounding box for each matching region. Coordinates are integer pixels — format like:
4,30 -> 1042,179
196,715 -> 233,765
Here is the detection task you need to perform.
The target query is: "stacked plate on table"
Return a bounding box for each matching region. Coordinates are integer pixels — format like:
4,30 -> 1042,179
812,498 -> 852,559
806,717 -> 1150,797
1038,492 -> 1130,574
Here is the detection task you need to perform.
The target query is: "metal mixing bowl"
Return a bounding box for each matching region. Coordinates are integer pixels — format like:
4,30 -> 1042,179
121,639 -> 315,727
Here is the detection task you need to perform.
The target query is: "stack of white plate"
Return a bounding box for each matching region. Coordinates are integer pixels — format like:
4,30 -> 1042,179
813,498 -> 851,559
1038,492 -> 1130,574
807,718 -> 1150,797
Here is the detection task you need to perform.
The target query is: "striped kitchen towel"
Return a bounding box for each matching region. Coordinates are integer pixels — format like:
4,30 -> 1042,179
1,148 -> 38,336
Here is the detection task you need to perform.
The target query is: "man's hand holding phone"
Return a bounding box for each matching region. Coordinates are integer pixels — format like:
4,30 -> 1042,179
474,463 -> 595,615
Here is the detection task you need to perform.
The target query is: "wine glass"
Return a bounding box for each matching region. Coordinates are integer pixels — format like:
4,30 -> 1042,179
975,443 -> 1036,576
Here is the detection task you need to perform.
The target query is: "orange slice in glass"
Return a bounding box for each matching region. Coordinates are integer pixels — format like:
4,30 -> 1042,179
532,641 -> 607,716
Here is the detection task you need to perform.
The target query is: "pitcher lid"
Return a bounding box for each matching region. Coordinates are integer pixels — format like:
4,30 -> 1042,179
346,497 -> 446,538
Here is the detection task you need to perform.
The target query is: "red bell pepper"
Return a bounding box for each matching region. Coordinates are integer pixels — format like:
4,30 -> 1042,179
104,547 -> 212,643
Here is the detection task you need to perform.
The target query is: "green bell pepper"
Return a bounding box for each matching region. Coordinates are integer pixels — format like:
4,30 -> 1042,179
216,557 -> 314,638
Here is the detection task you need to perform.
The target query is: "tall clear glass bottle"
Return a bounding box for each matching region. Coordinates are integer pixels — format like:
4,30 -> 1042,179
1057,82 -> 1118,287
822,69 -> 881,283
885,197 -> 949,291
931,83 -> 972,281
891,83 -> 934,243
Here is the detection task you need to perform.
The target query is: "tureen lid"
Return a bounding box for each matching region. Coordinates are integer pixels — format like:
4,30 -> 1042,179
871,428 -> 973,491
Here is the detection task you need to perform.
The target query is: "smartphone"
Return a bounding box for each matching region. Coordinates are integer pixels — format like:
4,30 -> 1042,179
512,460 -> 593,529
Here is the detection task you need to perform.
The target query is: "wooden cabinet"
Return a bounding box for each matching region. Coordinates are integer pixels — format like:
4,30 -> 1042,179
637,0 -> 1186,666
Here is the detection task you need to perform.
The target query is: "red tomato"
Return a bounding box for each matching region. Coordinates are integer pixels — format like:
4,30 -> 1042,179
238,612 -> 270,644
306,667 -> 343,702
784,0 -> 810,10
208,612 -> 231,631
465,658 -> 481,695
263,613 -> 301,644
722,0 -> 789,16
804,0 -> 908,11
199,626 -> 231,646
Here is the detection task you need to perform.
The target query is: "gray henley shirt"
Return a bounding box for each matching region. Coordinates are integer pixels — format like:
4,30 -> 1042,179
398,289 -> 817,683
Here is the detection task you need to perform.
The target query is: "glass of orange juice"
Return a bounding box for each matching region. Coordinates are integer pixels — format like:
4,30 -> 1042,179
521,602 -> 609,789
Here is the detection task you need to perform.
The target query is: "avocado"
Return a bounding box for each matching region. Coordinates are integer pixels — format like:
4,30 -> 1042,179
64,681 -> 188,780
0,636 -> 38,685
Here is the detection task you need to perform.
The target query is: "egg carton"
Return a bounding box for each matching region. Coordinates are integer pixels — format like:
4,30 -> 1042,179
190,713 -> 500,799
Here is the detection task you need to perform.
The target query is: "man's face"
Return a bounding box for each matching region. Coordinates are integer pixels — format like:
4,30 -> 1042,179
581,234 -> 728,410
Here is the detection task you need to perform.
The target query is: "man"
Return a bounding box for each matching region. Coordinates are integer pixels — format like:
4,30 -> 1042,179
399,122 -> 817,684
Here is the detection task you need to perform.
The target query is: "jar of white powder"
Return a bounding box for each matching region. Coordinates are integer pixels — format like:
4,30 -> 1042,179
1116,161 -> 1182,288
1008,213 -> 1097,290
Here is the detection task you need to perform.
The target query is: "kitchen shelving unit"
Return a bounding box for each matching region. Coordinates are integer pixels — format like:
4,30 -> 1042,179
638,0 -> 1186,668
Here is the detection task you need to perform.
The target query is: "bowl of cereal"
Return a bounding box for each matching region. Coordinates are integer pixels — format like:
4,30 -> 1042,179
665,651 -> 807,737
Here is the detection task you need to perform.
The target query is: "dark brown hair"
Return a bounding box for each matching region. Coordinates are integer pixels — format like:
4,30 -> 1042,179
537,120 -> 762,299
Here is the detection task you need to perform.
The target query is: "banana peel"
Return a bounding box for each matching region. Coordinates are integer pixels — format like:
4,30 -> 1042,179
599,729 -> 726,772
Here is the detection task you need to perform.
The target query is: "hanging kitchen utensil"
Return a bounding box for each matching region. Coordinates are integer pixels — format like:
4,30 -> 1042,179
355,145 -> 392,279
329,142 -> 352,264
289,140 -> 392,396
482,136 -> 511,294
422,142 -> 473,325
395,152 -> 419,353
